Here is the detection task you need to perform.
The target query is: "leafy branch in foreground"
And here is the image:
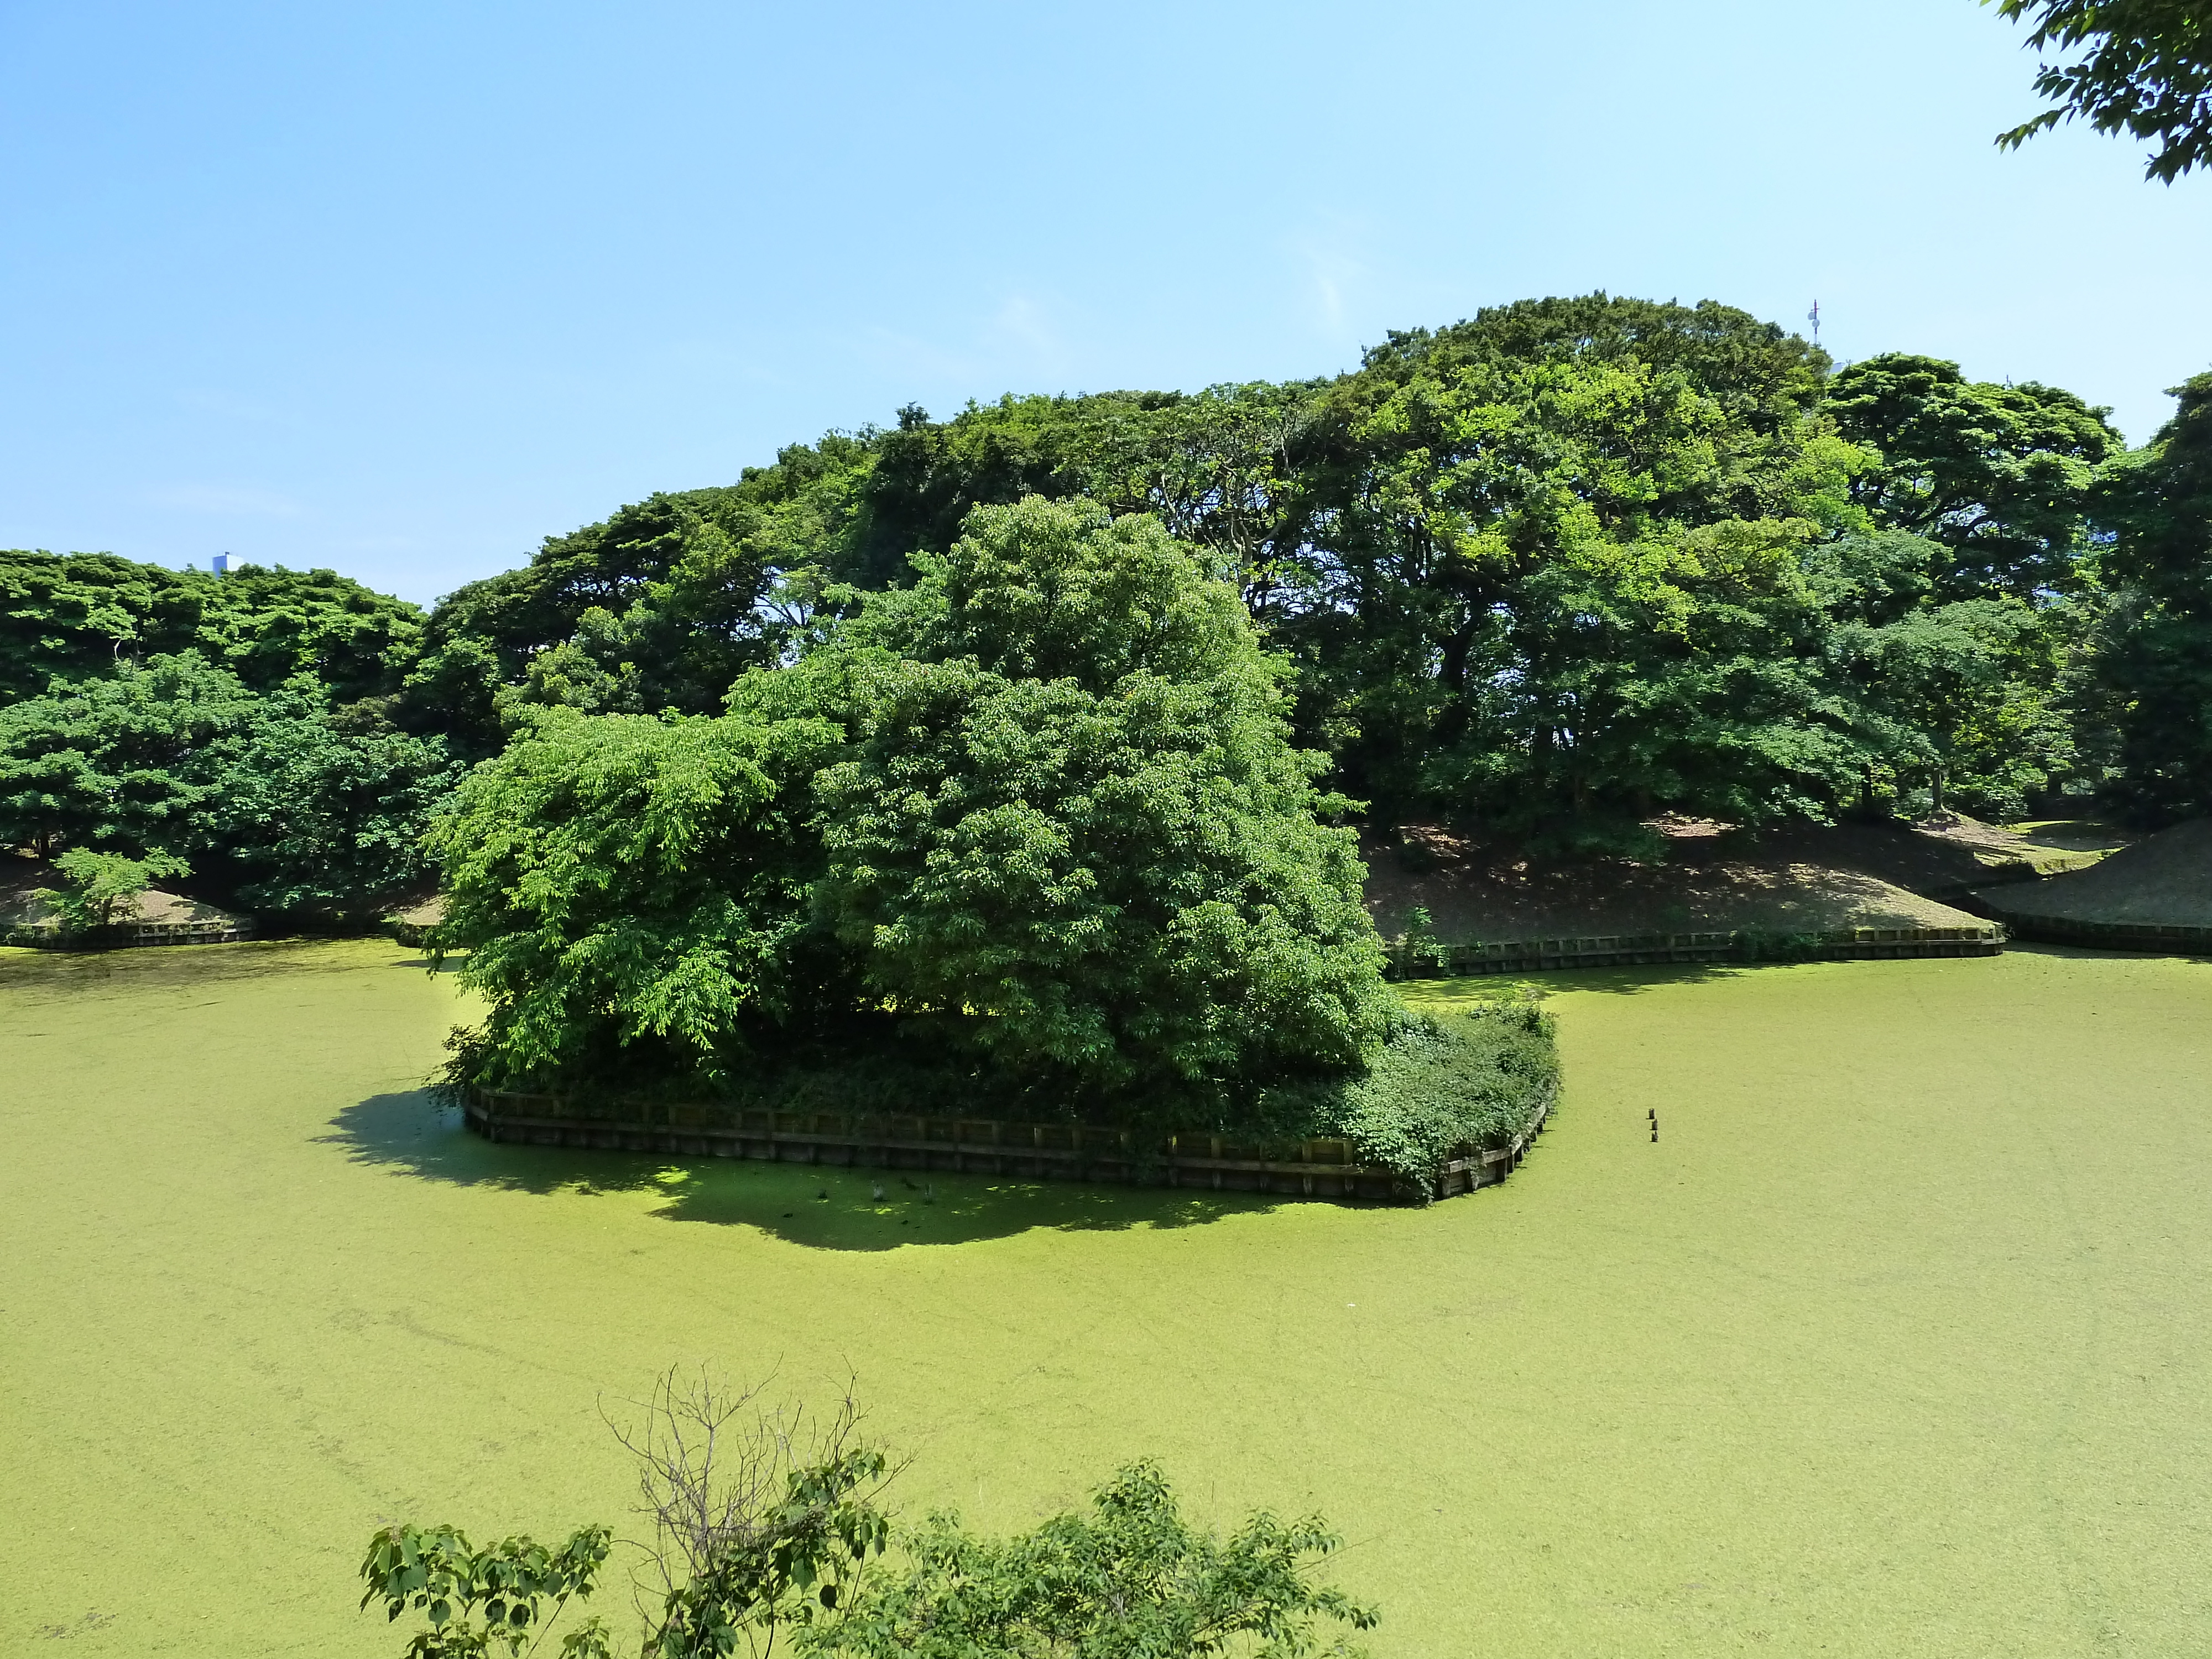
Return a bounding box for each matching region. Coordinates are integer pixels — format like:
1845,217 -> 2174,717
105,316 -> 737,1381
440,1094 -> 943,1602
361,1375 -> 1374,1659
1988,0 -> 2212,182
359,1522 -> 613,1659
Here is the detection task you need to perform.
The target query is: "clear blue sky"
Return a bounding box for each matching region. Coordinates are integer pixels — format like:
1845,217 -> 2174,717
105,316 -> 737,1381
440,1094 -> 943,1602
3,0 -> 2206,605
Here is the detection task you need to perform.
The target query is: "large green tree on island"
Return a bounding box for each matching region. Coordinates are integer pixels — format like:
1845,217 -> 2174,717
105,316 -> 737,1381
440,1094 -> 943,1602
765,496 -> 1395,1119
433,498 -> 1395,1124
429,706 -> 854,1095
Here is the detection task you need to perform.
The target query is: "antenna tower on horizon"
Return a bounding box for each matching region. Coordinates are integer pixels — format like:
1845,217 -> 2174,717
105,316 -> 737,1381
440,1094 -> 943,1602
1807,299 -> 1821,347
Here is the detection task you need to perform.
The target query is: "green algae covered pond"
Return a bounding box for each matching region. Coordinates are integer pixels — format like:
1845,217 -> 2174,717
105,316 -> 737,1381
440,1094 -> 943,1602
4,939 -> 2210,1657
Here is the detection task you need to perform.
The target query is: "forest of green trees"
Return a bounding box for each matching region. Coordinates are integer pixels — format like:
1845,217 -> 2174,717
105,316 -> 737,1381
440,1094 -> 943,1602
8,298 -> 2209,888
3,294 -> 2207,1146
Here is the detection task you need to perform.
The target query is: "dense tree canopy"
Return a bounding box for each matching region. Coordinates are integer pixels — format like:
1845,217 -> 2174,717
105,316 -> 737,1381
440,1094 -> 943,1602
0,651 -> 457,916
769,497 -> 1395,1118
389,294 -> 2173,835
0,550 -> 424,704
430,707 -> 850,1094
0,652 -> 260,857
1823,353 -> 2122,601
1282,335 -> 1865,839
8,293 -> 2203,961
2094,371 -> 2212,821
0,554 -> 455,915
405,444 -> 874,754
186,705 -> 462,914
797,297 -> 1871,839
1828,591 -> 2079,817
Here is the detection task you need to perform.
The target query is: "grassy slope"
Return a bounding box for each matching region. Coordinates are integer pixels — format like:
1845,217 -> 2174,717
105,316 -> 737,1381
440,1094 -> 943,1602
1976,818 -> 2212,927
1751,815 -> 2130,888
1364,825 -> 1988,943
1363,817 -> 2136,946
6,941 -> 2212,1657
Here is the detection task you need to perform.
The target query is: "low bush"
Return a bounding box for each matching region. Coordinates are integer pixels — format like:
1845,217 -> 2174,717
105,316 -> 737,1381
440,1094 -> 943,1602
359,1374 -> 1378,1659
1261,1002 -> 1560,1197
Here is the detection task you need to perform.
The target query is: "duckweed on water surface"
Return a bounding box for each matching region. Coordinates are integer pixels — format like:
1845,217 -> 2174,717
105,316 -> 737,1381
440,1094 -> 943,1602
4,940 -> 2210,1657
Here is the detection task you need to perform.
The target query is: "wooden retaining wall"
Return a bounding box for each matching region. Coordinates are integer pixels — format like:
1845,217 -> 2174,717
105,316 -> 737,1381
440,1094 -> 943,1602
465,1088 -> 1554,1203
1967,906 -> 2212,955
128,919 -> 255,945
1394,924 -> 2004,977
3,917 -> 256,950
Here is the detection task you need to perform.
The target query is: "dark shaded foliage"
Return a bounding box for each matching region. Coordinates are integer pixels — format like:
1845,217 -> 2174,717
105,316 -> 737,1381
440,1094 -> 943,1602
2094,371 -> 2212,822
406,443 -> 874,755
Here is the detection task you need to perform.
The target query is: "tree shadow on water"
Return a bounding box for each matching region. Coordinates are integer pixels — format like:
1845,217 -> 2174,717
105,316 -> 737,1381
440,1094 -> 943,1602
324,1091 -> 1286,1251
1399,961 -> 1758,1007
